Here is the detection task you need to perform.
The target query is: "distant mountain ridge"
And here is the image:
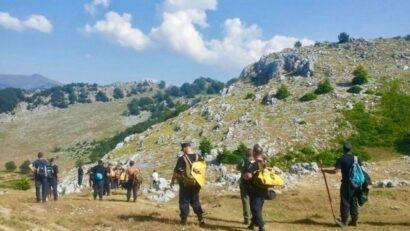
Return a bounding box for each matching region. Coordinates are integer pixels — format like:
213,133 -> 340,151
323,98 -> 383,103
0,74 -> 61,90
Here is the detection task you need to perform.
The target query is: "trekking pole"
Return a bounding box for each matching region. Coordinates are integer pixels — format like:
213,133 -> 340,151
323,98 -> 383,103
320,160 -> 343,226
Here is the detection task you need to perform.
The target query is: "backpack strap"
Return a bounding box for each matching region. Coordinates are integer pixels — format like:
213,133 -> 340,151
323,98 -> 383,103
182,155 -> 193,167
354,156 -> 358,164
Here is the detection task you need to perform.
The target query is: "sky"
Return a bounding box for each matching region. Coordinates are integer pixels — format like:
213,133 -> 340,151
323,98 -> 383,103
0,0 -> 409,85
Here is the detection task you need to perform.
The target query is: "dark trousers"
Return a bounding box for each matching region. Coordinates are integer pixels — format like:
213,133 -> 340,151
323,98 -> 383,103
48,178 -> 58,201
153,180 -> 160,191
35,176 -> 48,203
340,183 -> 359,222
179,185 -> 204,221
126,181 -> 138,202
103,179 -> 111,196
239,182 -> 251,221
249,186 -> 267,228
78,176 -> 83,186
93,180 -> 104,200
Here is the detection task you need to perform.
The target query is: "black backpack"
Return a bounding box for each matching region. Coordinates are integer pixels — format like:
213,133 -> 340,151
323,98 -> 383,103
36,160 -> 48,178
46,165 -> 55,178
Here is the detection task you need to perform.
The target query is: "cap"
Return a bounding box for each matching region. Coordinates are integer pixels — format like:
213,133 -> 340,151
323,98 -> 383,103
343,142 -> 353,151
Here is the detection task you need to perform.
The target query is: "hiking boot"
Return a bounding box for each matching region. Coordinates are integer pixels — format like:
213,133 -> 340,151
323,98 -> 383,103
247,223 -> 255,230
244,218 -> 250,225
336,218 -> 348,228
348,220 -> 358,226
197,214 -> 205,226
180,219 -> 187,226
258,227 -> 265,231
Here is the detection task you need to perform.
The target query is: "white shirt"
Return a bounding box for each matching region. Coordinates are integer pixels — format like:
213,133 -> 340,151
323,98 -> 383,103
152,172 -> 159,181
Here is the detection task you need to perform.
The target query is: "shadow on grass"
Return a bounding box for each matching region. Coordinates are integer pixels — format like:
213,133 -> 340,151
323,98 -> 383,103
362,221 -> 410,226
275,218 -> 336,228
118,214 -> 246,231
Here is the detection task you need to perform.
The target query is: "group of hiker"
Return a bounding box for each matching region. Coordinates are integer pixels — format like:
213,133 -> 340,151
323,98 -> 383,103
29,141 -> 369,230
29,152 -> 59,203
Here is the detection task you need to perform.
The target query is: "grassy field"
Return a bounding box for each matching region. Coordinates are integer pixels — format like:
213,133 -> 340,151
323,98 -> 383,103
0,97 -> 147,167
0,157 -> 409,231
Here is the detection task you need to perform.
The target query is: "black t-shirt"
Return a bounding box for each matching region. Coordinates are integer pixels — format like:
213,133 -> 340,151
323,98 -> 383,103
335,154 -> 362,183
174,153 -> 201,174
50,164 -> 59,179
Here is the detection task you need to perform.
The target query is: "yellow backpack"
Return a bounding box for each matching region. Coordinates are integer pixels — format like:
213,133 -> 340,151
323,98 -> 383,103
253,163 -> 285,189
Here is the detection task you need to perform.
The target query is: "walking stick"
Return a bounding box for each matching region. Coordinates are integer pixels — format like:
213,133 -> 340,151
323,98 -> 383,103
320,160 -> 344,227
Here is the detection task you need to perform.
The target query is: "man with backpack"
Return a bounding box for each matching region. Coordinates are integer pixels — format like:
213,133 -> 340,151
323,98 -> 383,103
125,161 -> 141,202
236,148 -> 253,225
242,144 -> 268,231
90,160 -> 107,201
170,142 -> 205,226
47,158 -> 59,201
322,143 -> 364,227
29,152 -> 50,203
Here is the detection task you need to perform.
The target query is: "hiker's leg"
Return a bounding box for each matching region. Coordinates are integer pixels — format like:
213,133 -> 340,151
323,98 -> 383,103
253,192 -> 265,228
240,183 -> 251,222
126,182 -> 131,201
35,177 -> 42,202
179,187 -> 190,221
133,184 -> 137,202
340,184 -> 350,223
52,179 -> 58,200
93,181 -> 98,199
98,181 -> 104,199
350,190 -> 359,225
41,177 -> 48,202
249,191 -> 258,227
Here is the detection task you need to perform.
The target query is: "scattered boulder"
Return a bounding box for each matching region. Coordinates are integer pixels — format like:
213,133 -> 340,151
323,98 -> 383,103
375,179 -> 409,188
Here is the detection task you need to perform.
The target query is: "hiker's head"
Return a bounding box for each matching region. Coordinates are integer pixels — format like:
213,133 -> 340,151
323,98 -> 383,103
98,160 -> 104,165
153,170 -> 156,173
246,148 -> 253,159
253,144 -> 263,160
38,152 -> 44,159
343,142 -> 353,154
129,161 -> 135,166
50,158 -> 55,164
181,142 -> 192,154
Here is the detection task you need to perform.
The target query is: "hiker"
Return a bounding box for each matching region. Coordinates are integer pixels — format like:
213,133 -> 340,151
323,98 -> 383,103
125,161 -> 141,202
90,160 -> 107,201
170,142 -> 205,226
47,158 -> 59,201
103,163 -> 112,196
119,168 -> 126,189
236,148 -> 253,225
88,168 -> 94,188
322,143 -> 363,227
29,152 -> 50,203
78,165 -> 84,186
242,144 -> 268,231
152,170 -> 160,191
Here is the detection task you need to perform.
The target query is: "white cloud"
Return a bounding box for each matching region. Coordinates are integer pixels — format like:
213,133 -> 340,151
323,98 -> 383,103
83,0 -> 314,71
84,12 -> 151,51
0,11 -> 52,33
84,0 -> 111,16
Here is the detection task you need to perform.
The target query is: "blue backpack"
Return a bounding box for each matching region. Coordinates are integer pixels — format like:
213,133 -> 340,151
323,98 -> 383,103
349,156 -> 365,188
94,172 -> 104,181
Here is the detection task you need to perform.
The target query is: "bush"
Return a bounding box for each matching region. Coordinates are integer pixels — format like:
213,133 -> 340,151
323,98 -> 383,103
232,143 -> 248,158
347,86 -> 363,94
19,160 -> 31,174
96,91 -> 109,102
299,93 -> 317,102
276,84 -> 290,99
217,148 -> 242,164
244,93 -> 256,100
364,89 -> 375,95
113,88 -> 124,99
395,134 -> 410,156
314,79 -> 333,95
294,41 -> 302,49
158,80 -> 166,89
5,161 -> 17,172
199,138 -> 213,156
352,65 -> 369,85
14,178 -> 31,191
338,32 -> 350,43
405,34 -> 410,41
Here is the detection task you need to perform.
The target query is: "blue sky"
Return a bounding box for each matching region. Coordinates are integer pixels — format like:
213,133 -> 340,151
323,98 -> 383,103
0,0 -> 409,85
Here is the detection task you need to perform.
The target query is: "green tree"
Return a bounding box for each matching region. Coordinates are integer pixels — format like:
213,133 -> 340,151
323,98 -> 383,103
5,161 -> 17,172
338,32 -> 350,43
352,65 -> 369,85
294,41 -> 302,49
113,88 -> 124,99
276,84 -> 290,99
314,79 -> 333,95
19,160 -> 31,174
158,80 -> 166,89
199,138 -> 213,155
96,91 -> 109,102
300,93 -> 317,102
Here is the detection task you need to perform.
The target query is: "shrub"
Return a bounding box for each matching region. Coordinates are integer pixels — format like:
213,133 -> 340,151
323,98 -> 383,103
14,178 -> 31,191
347,86 -> 363,94
338,32 -> 350,43
352,65 -> 369,85
294,41 -> 302,49
233,143 -> 248,158
244,93 -> 256,100
365,89 -> 375,95
405,34 -> 410,41
158,80 -> 166,89
299,93 -> 317,102
0,88 -> 25,113
276,84 -> 290,99
217,148 -> 242,165
113,88 -> 124,99
5,161 -> 17,172
199,138 -> 213,156
96,91 -> 109,102
395,134 -> 410,156
314,79 -> 333,95
19,160 -> 31,174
